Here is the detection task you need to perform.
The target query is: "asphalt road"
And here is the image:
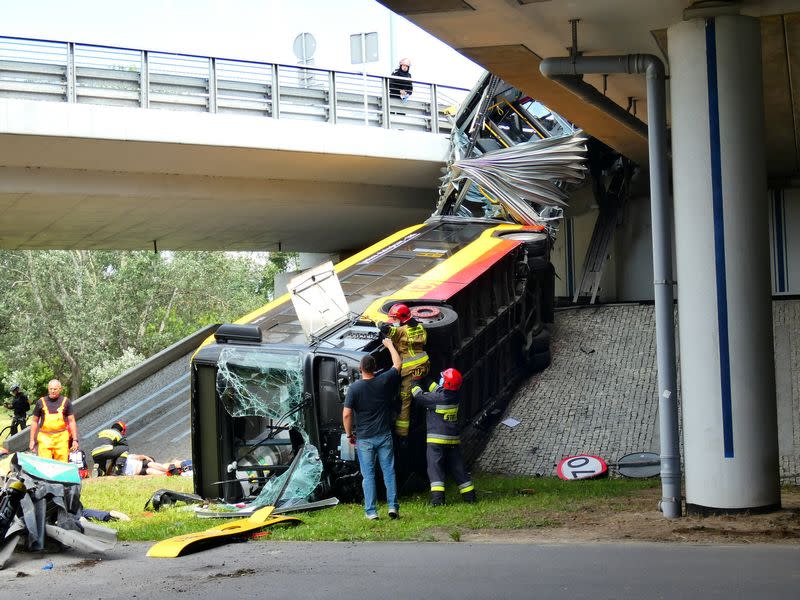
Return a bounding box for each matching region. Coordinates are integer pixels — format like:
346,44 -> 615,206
1,541 -> 798,599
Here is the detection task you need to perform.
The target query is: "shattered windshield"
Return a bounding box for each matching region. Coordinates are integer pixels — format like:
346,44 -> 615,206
216,348 -> 324,504
216,348 -> 304,423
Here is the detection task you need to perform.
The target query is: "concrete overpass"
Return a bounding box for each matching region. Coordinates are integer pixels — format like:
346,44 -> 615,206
379,0 -> 800,515
0,36 -> 468,251
379,1 -> 800,181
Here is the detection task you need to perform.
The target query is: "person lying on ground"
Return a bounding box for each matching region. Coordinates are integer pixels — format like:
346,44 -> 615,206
122,454 -> 183,476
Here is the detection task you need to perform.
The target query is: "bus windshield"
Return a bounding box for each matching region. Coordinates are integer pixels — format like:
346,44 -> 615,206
216,347 -> 304,424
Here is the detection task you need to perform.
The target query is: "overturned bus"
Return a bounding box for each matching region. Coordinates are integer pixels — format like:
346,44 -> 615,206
190,74 -> 590,503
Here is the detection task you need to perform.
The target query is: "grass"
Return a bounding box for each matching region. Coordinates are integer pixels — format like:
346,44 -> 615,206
0,410 -> 12,445
80,474 -> 658,543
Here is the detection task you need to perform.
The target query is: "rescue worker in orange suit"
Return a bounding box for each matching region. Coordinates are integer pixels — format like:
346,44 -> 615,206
90,420 -> 129,476
28,379 -> 79,462
379,303 -> 428,438
412,368 -> 476,506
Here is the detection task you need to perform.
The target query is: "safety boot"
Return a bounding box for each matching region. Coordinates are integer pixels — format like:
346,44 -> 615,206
461,490 -> 476,503
430,491 -> 445,507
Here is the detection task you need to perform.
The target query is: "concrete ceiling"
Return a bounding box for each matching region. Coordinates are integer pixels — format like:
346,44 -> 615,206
380,0 -> 800,179
0,100 -> 448,250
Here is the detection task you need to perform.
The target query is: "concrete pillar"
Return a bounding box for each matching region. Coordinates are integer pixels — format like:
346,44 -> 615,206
669,15 -> 780,512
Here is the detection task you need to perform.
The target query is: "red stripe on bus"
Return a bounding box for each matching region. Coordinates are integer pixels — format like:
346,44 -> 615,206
421,239 -> 520,300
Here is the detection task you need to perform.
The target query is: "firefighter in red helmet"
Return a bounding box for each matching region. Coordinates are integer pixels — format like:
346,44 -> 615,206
412,368 -> 476,505
379,303 -> 429,438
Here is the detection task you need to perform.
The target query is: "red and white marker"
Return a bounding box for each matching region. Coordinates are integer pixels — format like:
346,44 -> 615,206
556,455 -> 608,480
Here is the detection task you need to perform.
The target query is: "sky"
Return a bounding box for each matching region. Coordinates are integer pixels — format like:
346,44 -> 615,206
0,0 -> 484,88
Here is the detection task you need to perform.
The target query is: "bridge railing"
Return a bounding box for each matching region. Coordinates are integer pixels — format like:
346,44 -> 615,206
0,36 -> 470,135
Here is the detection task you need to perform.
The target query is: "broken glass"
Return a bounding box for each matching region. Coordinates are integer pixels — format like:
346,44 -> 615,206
251,444 -> 323,507
216,347 -> 305,423
216,348 -> 324,503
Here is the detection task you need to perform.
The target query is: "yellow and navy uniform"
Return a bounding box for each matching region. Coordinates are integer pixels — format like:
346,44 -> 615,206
90,427 -> 129,476
385,318 -> 429,437
411,383 -> 476,504
32,395 -> 73,462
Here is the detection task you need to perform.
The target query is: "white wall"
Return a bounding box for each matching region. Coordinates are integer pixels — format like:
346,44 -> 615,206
614,196 -> 656,302
0,0 -> 484,89
770,187 -> 800,296
560,186 -> 800,303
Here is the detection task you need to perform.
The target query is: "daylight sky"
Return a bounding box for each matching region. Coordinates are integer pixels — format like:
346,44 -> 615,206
0,0 -> 484,88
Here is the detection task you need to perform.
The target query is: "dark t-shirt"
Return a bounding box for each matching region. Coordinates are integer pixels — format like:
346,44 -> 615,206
344,367 -> 400,439
10,393 -> 29,417
32,395 -> 74,423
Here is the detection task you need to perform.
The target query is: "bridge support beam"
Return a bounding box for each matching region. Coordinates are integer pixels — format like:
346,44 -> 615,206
669,15 -> 780,513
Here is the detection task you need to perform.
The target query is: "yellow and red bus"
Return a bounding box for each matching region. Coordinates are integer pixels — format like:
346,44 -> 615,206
190,75 -> 584,502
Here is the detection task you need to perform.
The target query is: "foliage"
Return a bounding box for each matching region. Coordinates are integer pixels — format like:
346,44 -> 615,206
87,347 -> 146,388
0,250 -> 289,397
258,252 -> 298,300
1,360 -> 54,401
79,473 -> 659,542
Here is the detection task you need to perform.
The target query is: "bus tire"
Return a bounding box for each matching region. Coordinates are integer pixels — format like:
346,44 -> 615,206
417,306 -> 459,355
528,349 -> 551,373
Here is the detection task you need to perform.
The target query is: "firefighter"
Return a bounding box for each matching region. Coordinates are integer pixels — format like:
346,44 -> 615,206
412,368 -> 476,506
90,420 -> 129,476
379,303 -> 429,438
28,379 -> 79,462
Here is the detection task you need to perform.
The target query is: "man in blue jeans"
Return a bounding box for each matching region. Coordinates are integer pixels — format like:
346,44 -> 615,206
343,337 -> 402,520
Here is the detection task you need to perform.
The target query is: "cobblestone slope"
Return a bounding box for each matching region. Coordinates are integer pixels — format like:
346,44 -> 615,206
478,301 -> 800,484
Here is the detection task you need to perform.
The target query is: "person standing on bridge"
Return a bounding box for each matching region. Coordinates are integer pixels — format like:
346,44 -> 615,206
29,379 -> 79,462
389,58 -> 413,103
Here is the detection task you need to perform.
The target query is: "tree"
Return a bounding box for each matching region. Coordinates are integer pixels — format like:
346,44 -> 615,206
258,252 -> 299,300
0,250 -> 272,397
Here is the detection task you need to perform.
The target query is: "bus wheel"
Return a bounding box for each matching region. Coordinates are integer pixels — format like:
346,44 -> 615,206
527,348 -> 551,373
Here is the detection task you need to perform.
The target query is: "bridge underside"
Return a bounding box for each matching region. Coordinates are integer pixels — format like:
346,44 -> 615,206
0,99 -> 446,251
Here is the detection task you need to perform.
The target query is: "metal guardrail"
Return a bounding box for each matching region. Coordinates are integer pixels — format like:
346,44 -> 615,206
0,36 -> 469,134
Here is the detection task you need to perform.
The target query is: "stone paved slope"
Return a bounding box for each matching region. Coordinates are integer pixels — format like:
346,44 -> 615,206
478,301 -> 800,484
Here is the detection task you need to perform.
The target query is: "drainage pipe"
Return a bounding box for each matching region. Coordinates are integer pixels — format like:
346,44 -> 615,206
540,55 -> 681,518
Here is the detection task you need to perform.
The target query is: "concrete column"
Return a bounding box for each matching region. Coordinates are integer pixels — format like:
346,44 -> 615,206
669,15 -> 780,512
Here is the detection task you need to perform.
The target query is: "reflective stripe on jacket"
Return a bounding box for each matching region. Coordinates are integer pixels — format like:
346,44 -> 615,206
388,320 -> 428,376
412,385 -> 461,444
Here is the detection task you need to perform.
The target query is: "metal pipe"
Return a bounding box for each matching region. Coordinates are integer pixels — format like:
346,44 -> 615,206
540,54 -> 682,518
431,84 -> 439,134
208,57 -> 217,114
538,59 -> 649,140
66,42 -> 76,103
140,50 -> 150,109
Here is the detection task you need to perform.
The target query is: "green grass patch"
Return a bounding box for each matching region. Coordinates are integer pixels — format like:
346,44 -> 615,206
80,473 -> 658,543
0,410 -> 12,444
